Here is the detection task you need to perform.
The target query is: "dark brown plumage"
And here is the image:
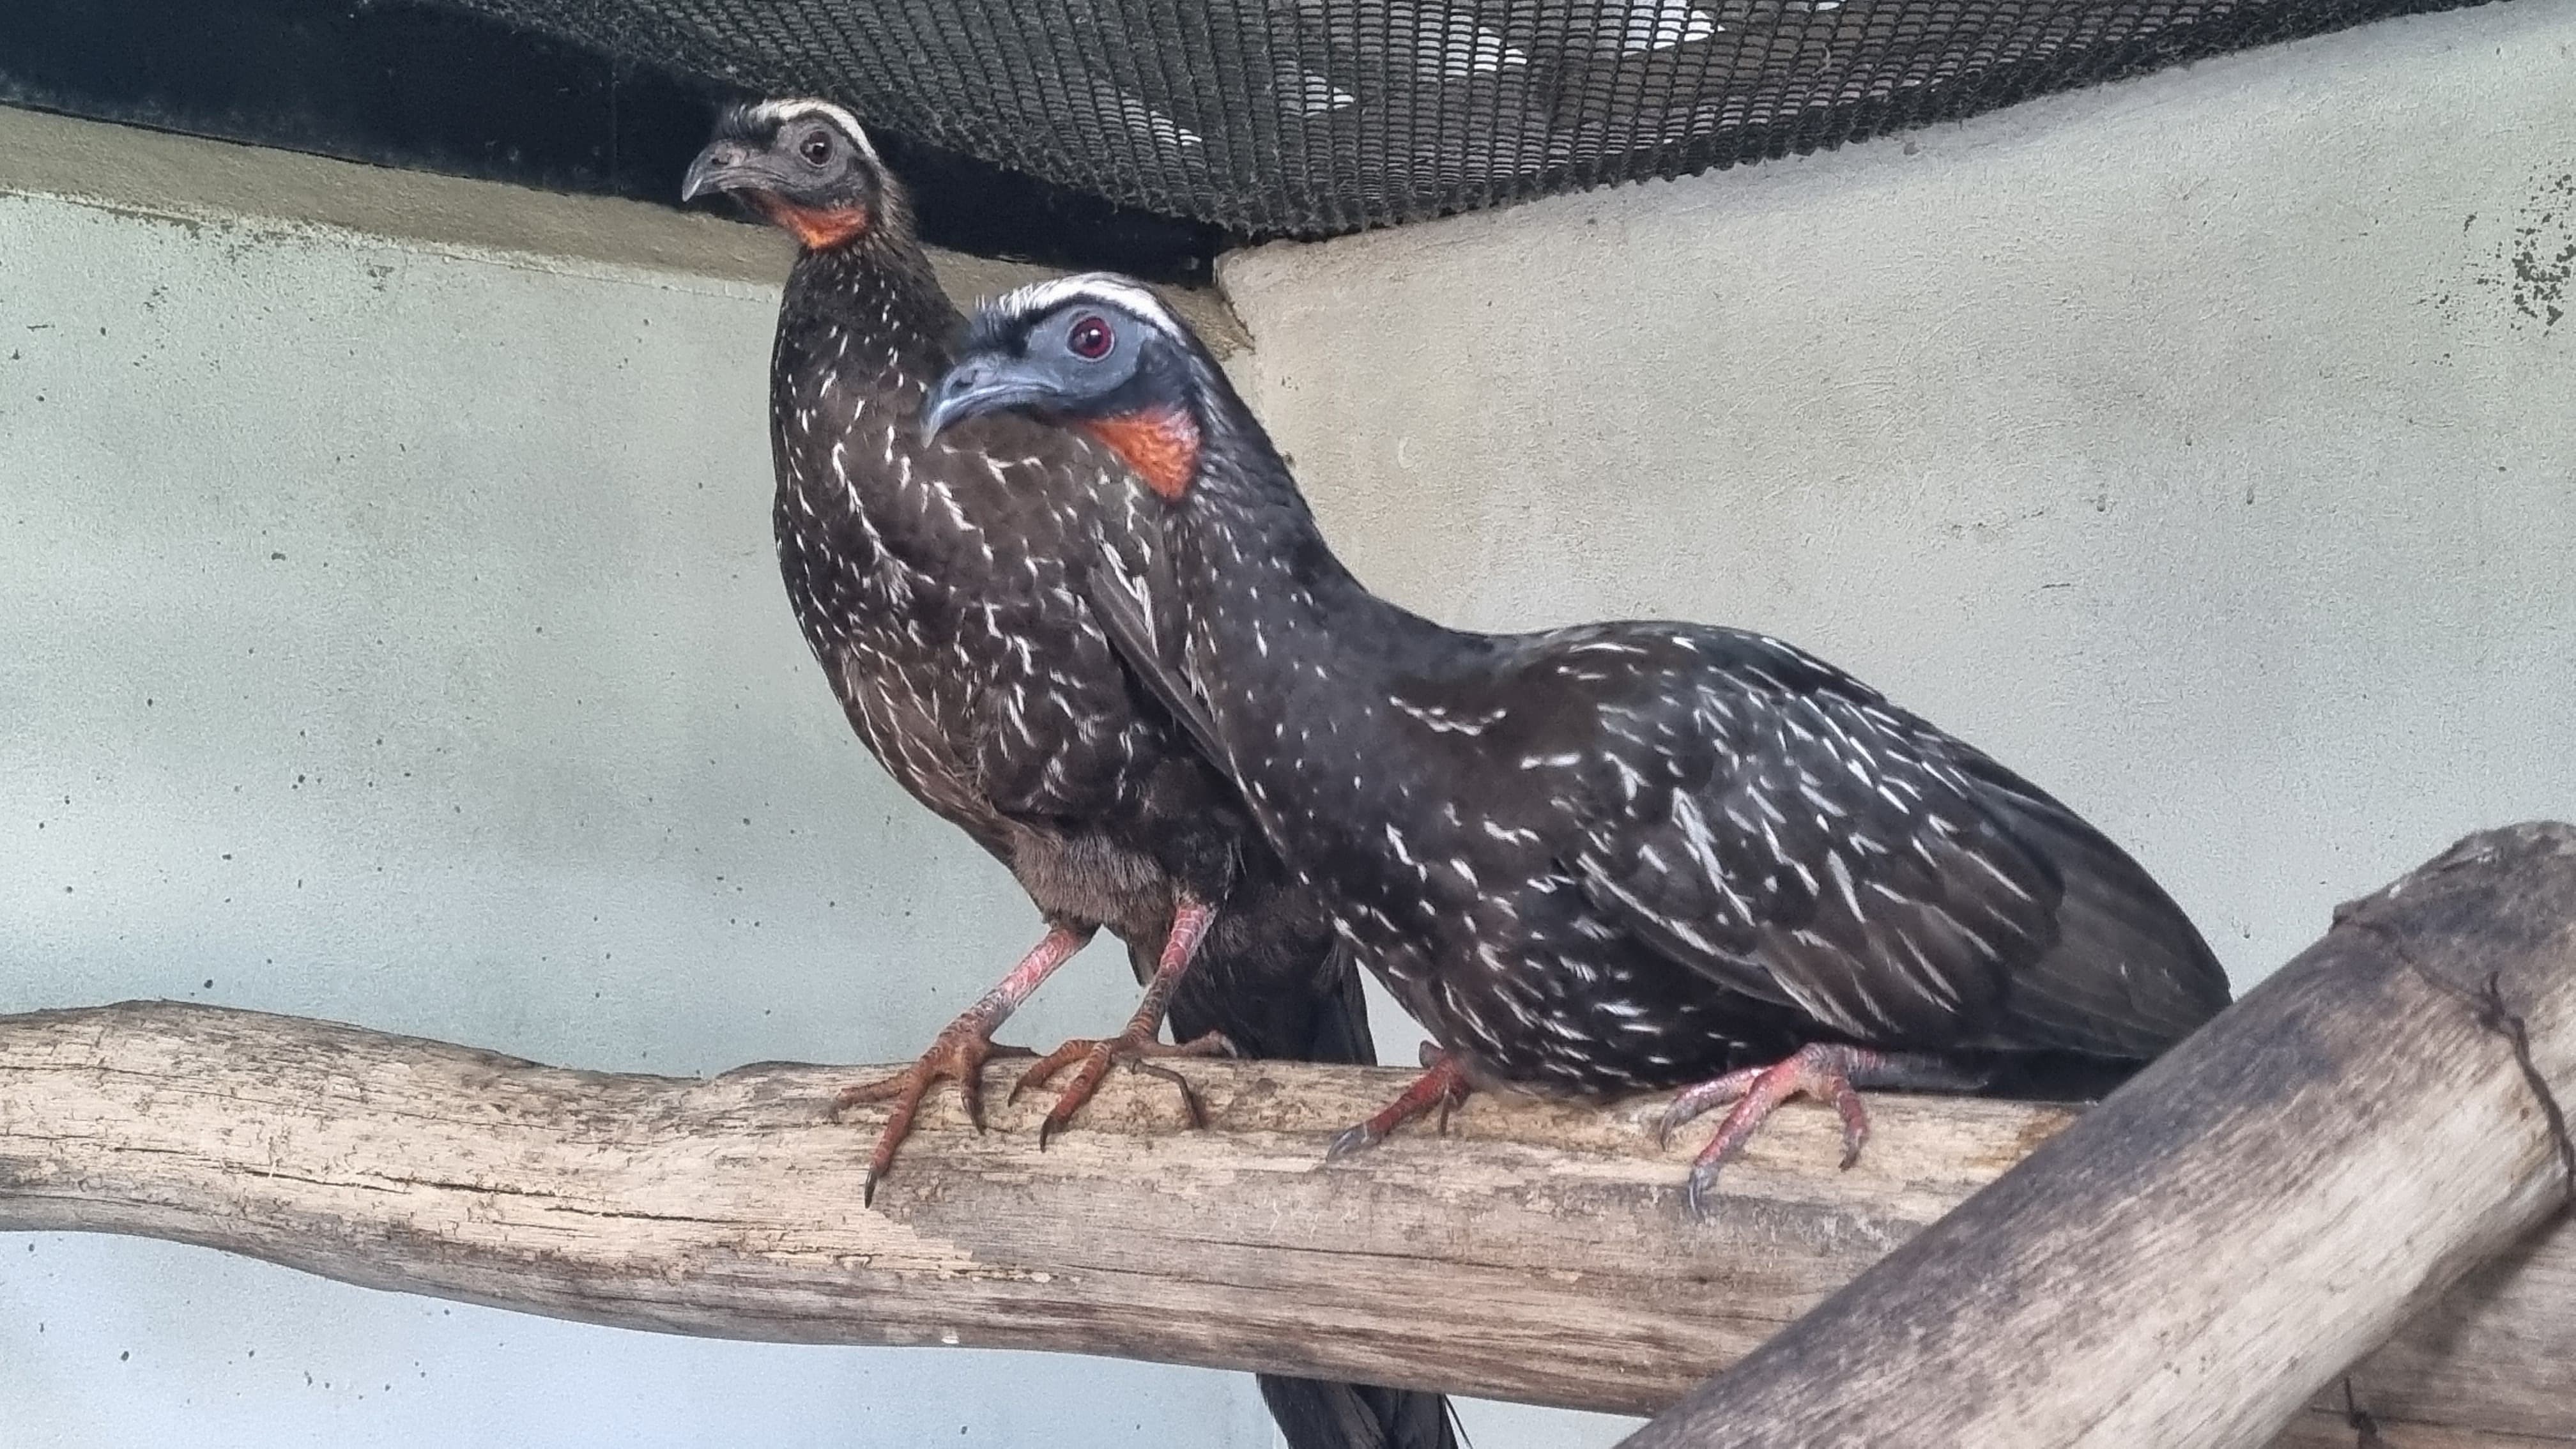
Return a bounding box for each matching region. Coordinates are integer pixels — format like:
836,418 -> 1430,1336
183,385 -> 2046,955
926,272 -> 2235,1218
685,105 -> 1458,1449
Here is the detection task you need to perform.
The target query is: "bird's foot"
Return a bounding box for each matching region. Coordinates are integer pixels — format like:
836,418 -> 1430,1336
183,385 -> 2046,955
1661,1043 -> 1986,1218
1325,1048 -> 1473,1161
1009,1027 -> 1233,1147
832,1013 -> 1036,1206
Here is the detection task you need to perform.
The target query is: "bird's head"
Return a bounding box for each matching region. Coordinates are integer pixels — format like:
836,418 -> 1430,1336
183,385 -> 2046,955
923,273 -> 1213,502
682,99 -> 892,252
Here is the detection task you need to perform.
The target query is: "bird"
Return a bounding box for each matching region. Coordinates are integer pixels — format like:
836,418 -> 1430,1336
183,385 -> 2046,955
683,107 -> 1461,1449
923,272 -> 2234,1218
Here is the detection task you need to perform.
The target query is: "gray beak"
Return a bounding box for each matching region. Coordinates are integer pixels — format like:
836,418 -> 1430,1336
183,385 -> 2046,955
681,142 -> 765,203
920,357 -> 1062,442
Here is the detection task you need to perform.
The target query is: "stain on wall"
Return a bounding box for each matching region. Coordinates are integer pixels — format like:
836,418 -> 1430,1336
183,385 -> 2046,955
2428,167 -> 2575,332
2504,170 -> 2573,330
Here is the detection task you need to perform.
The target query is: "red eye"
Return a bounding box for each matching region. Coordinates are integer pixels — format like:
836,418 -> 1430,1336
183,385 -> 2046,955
1067,314 -> 1115,360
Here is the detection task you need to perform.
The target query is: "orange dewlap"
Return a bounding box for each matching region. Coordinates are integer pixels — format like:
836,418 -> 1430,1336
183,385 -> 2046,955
751,195 -> 871,250
1082,408 -> 1202,501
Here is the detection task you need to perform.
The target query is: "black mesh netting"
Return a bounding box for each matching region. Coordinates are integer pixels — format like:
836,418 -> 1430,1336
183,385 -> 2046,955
429,0 -> 2492,235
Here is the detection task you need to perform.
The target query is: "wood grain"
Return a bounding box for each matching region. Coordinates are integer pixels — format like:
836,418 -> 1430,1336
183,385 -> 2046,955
0,999 -> 2051,1409
0,827 -> 2572,1448
1627,822 -> 2576,1448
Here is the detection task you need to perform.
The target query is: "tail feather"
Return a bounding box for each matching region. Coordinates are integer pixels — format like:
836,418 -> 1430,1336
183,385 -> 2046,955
1158,931 -> 1460,1449
1960,755 -> 2232,1057
1262,1375 -> 1464,1449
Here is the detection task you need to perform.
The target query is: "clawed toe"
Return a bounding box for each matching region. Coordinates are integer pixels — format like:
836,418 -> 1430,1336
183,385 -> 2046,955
1667,1044 -> 1892,1220
835,1021 -> 1031,1206
1014,1029 -> 1229,1147
1324,1050 -> 1471,1163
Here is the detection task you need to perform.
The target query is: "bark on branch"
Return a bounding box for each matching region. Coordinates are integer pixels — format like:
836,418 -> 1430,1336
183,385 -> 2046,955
3,826 -> 2575,1449
1630,821 -> 2576,1449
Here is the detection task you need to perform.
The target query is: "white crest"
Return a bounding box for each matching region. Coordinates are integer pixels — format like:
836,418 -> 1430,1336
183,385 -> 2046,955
746,98 -> 882,167
991,272 -> 1193,344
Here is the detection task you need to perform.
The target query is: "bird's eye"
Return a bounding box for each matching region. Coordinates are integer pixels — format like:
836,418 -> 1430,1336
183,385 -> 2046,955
799,130 -> 834,165
1067,314 -> 1115,360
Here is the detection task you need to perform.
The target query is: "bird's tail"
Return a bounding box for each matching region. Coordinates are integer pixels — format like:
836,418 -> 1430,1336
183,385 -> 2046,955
1159,931 -> 1462,1449
1959,751 -> 2234,1058
1259,946 -> 1460,1449
1262,1373 -> 1465,1449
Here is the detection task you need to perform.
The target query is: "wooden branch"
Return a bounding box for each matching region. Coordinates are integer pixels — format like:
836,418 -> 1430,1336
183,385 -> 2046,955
0,999 -> 2052,1409
1,826 -> 2573,1449
1628,822 -> 2576,1449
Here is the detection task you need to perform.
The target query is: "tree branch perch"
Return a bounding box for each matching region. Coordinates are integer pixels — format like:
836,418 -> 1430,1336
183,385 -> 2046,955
1630,821 -> 2576,1448
3,825 -> 2575,1449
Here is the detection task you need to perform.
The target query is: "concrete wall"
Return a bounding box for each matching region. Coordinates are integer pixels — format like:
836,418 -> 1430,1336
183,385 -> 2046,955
0,109 -> 1271,1449
1228,0 -> 2576,1003
1222,4 -> 2575,1438
4,0 -> 2573,1441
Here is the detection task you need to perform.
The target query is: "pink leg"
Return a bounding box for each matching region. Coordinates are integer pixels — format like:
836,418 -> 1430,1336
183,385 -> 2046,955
1325,1047 -> 1474,1161
832,923 -> 1091,1204
1012,897 -> 1232,1147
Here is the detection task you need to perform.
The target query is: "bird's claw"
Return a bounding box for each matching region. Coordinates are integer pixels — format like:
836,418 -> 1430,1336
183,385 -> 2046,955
1010,1028 -> 1230,1147
1655,1066 -> 1762,1149
832,1015 -> 1036,1206
1323,1051 -> 1471,1163
1323,1121 -> 1382,1162
1666,1044 -> 1878,1221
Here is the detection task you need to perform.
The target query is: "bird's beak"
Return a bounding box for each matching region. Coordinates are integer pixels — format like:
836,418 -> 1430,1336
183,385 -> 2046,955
681,142 -> 771,203
921,357 -> 1065,442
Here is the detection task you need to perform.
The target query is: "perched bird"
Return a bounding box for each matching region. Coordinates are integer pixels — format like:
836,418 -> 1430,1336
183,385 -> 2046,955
684,106 -> 1459,1448
924,273 -> 2234,1216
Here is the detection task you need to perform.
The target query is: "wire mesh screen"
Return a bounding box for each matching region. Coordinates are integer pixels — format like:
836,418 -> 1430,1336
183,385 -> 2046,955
425,0 -> 2492,234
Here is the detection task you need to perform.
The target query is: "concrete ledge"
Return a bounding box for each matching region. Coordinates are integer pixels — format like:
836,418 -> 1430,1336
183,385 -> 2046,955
0,103 -> 1245,351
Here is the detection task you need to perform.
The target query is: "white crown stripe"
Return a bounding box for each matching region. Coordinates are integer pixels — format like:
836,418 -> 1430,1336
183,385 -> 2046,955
745,98 -> 884,167
990,272 -> 1192,344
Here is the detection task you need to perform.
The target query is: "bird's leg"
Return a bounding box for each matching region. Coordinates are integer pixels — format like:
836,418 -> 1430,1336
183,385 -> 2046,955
1010,897 -> 1231,1146
1324,1046 -> 1474,1162
1659,1043 -> 1988,1219
832,923 -> 1093,1204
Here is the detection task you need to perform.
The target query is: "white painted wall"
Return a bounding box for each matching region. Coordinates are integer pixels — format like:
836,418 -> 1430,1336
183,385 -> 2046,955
0,117 -> 1271,1449
1225,3 -> 2576,997
1222,3 -> 2576,1439
5,0 -> 2573,1441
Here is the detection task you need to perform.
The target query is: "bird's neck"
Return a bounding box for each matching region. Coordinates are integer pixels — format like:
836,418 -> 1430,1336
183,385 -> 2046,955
1161,381 -> 1459,841
765,234 -> 986,601
776,234 -> 958,374
1177,394 -> 1413,656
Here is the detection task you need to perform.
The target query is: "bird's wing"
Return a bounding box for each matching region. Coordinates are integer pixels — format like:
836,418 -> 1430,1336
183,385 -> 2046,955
1572,682 -> 2044,1045
1084,551 -> 1231,772
1562,630 -> 2214,1055
826,655 -> 1022,865
1940,746 -> 2232,1056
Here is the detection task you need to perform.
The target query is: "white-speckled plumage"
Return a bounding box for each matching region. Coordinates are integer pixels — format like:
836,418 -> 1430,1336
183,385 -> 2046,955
946,276 -> 2234,1101
696,102 -> 1440,1098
